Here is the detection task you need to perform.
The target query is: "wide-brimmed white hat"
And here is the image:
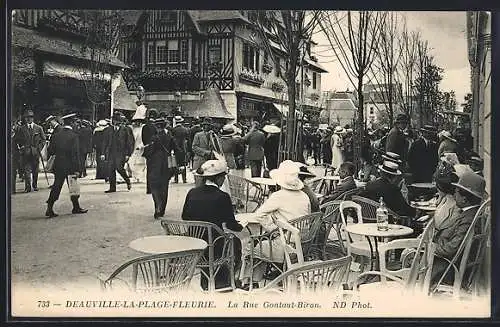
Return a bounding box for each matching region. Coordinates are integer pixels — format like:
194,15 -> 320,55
334,126 -> 346,134
96,119 -> 109,127
269,161 -> 304,190
195,159 -> 229,177
378,160 -> 402,176
263,124 -> 281,134
220,124 -> 238,137
174,115 -> 185,123
452,171 -> 485,199
440,130 -> 457,143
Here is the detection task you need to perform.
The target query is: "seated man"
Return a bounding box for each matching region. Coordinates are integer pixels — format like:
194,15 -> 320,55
322,161 -> 357,203
359,161 -> 416,218
431,171 -> 486,286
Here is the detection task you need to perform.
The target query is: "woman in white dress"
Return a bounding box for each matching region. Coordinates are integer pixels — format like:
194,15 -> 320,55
128,108 -> 147,183
331,126 -> 345,172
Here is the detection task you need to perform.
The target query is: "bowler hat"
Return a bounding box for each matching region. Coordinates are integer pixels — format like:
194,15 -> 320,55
452,171 -> 485,199
202,117 -> 213,125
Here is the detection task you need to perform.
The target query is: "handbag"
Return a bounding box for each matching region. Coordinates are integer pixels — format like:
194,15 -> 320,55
46,155 -> 56,173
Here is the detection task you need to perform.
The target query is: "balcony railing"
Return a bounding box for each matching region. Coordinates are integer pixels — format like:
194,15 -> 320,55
239,69 -> 264,87
123,69 -> 201,92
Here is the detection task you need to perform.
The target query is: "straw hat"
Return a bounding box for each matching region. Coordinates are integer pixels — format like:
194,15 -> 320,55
174,116 -> 185,123
269,161 -> 304,191
440,130 -> 457,143
382,152 -> 402,164
452,171 -> 485,199
96,120 -> 109,127
45,115 -> 56,123
196,159 -> 229,177
61,113 -> 77,120
334,126 -> 345,134
378,161 -> 402,176
220,124 -> 237,137
263,124 -> 281,134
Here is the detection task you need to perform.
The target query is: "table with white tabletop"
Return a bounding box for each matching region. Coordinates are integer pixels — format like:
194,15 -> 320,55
409,182 -> 437,190
247,177 -> 277,199
345,223 -> 414,271
129,235 -> 208,254
410,201 -> 438,212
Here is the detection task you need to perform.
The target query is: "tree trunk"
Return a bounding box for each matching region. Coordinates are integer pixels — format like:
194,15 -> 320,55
285,49 -> 298,161
354,75 -> 364,170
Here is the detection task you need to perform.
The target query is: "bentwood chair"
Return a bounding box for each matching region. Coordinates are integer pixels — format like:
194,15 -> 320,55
226,174 -> 265,212
351,196 -> 402,224
160,219 -> 236,293
97,250 -> 203,293
431,199 -> 491,299
355,220 -> 436,296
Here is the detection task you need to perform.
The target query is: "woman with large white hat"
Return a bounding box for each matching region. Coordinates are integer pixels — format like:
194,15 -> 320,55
330,125 -> 345,172
239,160 -> 311,288
437,130 -> 458,158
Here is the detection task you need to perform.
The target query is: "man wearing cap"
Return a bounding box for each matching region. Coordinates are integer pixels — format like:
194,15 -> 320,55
171,116 -> 189,183
102,112 -> 134,193
431,171 -> 486,284
14,110 -> 46,192
75,119 -> 93,178
385,114 -> 408,160
359,161 -> 416,218
407,125 -> 439,183
45,115 -> 87,217
242,121 -> 266,178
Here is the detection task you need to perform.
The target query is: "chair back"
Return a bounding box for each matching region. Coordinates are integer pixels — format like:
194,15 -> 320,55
160,219 -> 235,292
289,212 -> 324,250
432,199 -> 491,298
339,200 -> 363,256
351,195 -> 399,223
226,174 -> 248,211
260,256 -> 352,295
99,250 -> 203,293
317,200 -> 345,258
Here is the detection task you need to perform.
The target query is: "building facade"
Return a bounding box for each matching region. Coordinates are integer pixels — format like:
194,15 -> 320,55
467,11 -> 491,193
363,83 -> 403,129
11,9 -> 130,122
117,10 -> 328,122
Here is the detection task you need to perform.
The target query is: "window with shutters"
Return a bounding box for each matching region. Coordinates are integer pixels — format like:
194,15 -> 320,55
180,39 -> 188,63
242,42 -> 260,72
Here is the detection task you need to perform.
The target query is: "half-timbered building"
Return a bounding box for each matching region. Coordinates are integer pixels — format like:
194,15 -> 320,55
118,10 -> 328,123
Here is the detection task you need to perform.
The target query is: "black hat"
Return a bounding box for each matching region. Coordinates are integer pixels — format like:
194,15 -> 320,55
421,125 -> 437,134
202,117 -> 213,126
112,111 -> 122,118
395,114 -> 408,123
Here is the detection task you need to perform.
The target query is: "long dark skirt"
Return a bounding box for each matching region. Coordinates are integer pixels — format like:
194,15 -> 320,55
95,154 -> 108,180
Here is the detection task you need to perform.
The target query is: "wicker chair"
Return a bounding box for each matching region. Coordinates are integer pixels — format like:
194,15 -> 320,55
97,250 -> 203,293
248,256 -> 352,295
431,199 -> 491,299
355,220 -> 436,296
226,174 -> 265,212
160,219 -> 236,292
351,195 -> 402,224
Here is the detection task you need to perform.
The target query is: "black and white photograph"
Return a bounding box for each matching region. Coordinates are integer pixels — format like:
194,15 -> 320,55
8,9 -> 491,318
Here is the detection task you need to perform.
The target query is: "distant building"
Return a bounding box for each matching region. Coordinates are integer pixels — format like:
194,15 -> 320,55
322,90 -> 357,127
363,83 -> 403,128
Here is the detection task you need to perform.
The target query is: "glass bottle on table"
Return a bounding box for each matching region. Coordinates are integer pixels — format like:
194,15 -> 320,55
376,197 -> 389,231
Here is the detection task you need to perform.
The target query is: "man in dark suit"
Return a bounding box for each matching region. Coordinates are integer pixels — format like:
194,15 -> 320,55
76,119 -> 93,177
171,116 -> 189,184
182,159 -> 243,290
243,121 -> 266,177
102,112 -> 135,193
360,161 -> 416,218
192,118 -> 216,186
407,125 -> 439,183
14,110 -> 46,192
45,115 -> 87,217
327,161 -> 357,201
385,114 -> 408,162
431,171 -> 486,285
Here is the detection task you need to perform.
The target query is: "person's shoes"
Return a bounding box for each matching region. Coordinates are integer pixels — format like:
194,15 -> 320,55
33,187 -> 38,191
127,182 -> 132,191
72,207 -> 88,214
24,189 -> 31,193
104,189 -> 116,193
154,212 -> 162,219
45,209 -> 58,218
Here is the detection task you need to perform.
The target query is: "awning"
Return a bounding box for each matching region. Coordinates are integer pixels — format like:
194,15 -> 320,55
304,58 -> 328,73
43,61 -> 111,81
272,103 -> 289,116
113,74 -> 137,112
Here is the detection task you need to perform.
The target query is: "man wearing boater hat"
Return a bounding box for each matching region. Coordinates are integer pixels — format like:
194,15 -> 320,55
360,160 -> 416,218
407,125 -> 439,183
431,171 -> 486,285
14,110 -> 46,192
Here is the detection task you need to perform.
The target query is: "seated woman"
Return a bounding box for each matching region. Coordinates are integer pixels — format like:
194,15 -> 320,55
240,161 -> 311,287
181,159 -> 243,291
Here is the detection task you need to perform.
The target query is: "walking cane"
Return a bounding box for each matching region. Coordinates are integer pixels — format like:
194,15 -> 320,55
36,146 -> 50,187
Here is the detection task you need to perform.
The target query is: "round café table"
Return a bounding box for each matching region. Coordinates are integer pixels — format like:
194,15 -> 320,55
129,235 -> 207,254
409,182 -> 437,190
345,223 -> 414,271
410,201 -> 438,212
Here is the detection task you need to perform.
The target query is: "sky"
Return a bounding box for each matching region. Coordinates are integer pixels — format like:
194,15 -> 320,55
314,11 -> 470,106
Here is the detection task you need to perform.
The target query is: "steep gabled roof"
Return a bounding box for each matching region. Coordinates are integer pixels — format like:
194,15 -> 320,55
120,10 -> 144,26
327,98 -> 358,111
188,10 -> 249,23
196,87 -> 234,119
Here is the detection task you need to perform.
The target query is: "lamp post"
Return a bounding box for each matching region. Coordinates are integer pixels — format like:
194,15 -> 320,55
173,91 -> 182,126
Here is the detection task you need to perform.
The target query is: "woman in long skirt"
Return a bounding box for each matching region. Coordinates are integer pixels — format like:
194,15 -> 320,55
331,126 -> 345,172
129,119 -> 147,183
